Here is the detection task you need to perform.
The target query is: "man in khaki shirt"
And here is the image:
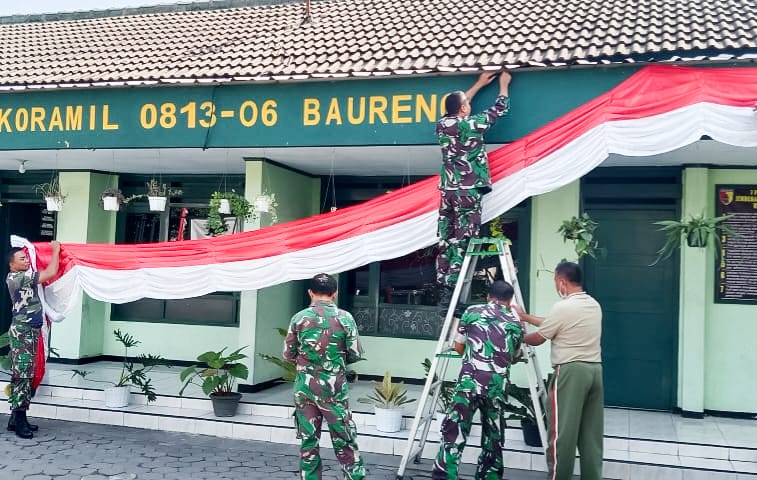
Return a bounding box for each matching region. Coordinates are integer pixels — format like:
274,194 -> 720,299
515,261 -> 603,480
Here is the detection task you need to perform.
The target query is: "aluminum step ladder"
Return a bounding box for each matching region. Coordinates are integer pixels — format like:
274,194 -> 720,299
395,237 -> 548,479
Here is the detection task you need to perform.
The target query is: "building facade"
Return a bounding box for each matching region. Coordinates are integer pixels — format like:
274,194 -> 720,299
0,0 -> 756,416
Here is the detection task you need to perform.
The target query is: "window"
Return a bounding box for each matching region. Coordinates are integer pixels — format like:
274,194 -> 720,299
112,174 -> 245,327
346,207 -> 531,340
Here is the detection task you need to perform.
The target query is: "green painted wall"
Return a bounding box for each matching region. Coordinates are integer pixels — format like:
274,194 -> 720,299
357,337 -> 447,380
247,160 -> 321,385
512,181 -> 580,384
0,67 -> 638,150
702,168 -> 757,413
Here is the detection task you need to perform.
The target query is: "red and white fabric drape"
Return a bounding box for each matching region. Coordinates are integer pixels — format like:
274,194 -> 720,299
16,65 -> 757,318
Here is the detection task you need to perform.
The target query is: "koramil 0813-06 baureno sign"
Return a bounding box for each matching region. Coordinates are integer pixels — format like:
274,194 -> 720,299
0,77 -> 460,150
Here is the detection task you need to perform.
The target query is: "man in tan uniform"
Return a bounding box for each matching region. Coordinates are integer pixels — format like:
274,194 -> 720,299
514,261 -> 603,480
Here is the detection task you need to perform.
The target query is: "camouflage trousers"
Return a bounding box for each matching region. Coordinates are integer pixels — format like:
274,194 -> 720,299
293,385 -> 365,479
436,189 -> 483,287
8,322 -> 39,411
432,390 -> 505,480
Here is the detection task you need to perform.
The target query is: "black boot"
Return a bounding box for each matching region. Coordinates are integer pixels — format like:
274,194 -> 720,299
7,410 -> 38,432
11,410 -> 33,439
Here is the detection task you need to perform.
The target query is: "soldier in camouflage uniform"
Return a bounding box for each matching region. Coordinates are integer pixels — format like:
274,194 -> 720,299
283,273 -> 366,480
436,71 -> 512,306
6,242 -> 61,439
432,281 -> 524,480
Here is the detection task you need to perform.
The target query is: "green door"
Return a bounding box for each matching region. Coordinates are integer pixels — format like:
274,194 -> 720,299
583,207 -> 679,410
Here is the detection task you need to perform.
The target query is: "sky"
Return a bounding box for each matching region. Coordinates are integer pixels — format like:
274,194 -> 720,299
0,0 -> 185,16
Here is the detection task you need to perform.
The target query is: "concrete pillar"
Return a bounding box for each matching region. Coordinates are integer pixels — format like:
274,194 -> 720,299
678,167 -> 708,416
52,171 -> 117,360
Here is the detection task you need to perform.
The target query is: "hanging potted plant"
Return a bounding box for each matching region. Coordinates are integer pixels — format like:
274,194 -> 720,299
557,212 -> 603,259
179,346 -> 250,417
207,190 -> 253,236
145,179 -> 182,212
650,213 -> 735,265
358,371 -> 415,433
252,192 -> 279,224
34,177 -> 66,212
100,188 -> 128,212
71,330 -> 169,408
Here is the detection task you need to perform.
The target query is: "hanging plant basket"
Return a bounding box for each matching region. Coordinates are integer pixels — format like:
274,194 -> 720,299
102,196 -> 120,211
45,196 -> 64,212
148,196 -> 167,212
218,199 -> 231,214
253,195 -> 272,213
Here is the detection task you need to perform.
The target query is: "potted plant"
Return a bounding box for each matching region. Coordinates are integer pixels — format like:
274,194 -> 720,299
34,177 -> 66,212
651,213 -> 735,265
145,179 -> 182,212
100,188 -> 128,212
252,192 -> 279,224
179,346 -> 249,417
358,371 -> 415,433
558,212 -> 602,259
207,190 -> 253,236
504,381 -> 546,448
71,329 -> 169,407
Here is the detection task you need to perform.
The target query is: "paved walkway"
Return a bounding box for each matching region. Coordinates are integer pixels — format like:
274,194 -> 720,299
0,415 -> 550,480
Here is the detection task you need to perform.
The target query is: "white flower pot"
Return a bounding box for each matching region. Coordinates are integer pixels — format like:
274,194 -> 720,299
253,195 -> 271,213
374,406 -> 404,433
45,196 -> 63,212
218,199 -> 231,214
102,196 -> 120,211
148,196 -> 167,211
104,385 -> 130,408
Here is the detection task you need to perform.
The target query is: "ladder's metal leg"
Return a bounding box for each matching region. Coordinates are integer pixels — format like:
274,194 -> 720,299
395,250 -> 479,478
497,240 -> 549,454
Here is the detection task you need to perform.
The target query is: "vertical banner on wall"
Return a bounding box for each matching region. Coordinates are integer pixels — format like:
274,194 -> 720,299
715,185 -> 757,304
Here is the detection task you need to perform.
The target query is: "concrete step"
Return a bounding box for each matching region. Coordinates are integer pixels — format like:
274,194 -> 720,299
2,381 -> 756,480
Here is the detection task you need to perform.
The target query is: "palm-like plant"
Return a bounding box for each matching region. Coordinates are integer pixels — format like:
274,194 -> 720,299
651,213 -> 735,266
358,371 -> 416,409
71,329 -> 169,402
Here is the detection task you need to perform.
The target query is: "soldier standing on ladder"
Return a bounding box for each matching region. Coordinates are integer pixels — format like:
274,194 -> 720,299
435,69 -> 512,313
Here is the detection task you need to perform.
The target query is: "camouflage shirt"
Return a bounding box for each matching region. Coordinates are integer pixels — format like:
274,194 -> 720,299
283,300 -> 364,376
6,270 -> 43,328
453,300 -> 523,401
437,95 -> 510,194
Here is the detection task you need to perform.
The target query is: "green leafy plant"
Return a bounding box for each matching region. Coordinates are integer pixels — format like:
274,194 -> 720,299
145,179 -> 183,197
179,346 -> 249,397
34,176 -> 66,200
357,371 -> 416,409
71,329 -> 169,402
100,188 -> 128,206
558,213 -> 602,259
651,213 -> 735,266
257,328 -> 297,383
422,358 -> 455,412
207,190 -> 252,236
503,382 -> 543,425
0,331 -> 11,372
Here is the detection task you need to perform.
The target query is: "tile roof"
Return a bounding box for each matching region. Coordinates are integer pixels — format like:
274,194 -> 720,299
0,0 -> 756,89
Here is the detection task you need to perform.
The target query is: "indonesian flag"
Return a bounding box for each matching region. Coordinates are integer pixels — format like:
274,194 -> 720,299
14,65 -> 757,326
